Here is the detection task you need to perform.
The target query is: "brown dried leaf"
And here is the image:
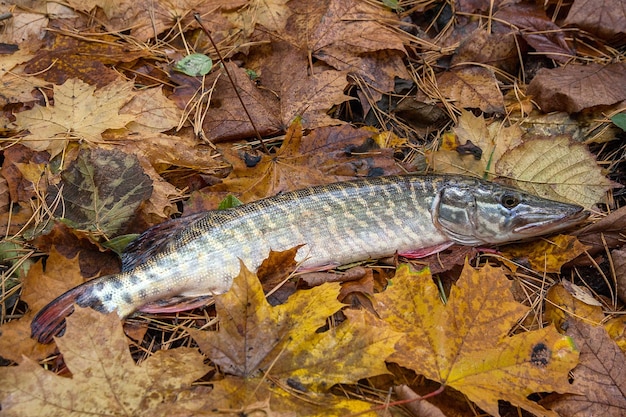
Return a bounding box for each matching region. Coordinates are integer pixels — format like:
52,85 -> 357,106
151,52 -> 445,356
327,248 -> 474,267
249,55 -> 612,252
0,307 -> 210,416
574,206 -> 626,253
451,28 -> 519,74
542,319 -> 626,417
205,120 -> 401,206
286,0 -> 408,97
436,66 -> 504,113
200,63 -> 282,142
24,33 -> 147,87
121,86 -> 183,134
527,63 -> 626,113
0,248 -> 83,363
494,3 -> 574,63
613,248 -> 626,304
564,0 -> 626,44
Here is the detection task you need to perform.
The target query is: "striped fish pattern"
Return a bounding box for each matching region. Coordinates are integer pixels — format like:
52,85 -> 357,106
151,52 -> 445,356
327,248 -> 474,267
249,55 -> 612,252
31,174 -> 588,343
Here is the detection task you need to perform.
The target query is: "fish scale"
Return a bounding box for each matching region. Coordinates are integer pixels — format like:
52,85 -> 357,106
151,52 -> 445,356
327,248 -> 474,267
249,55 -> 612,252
31,174 -> 588,343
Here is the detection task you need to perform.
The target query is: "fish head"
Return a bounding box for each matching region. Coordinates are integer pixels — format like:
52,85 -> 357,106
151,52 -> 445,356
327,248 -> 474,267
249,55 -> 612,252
431,179 -> 589,245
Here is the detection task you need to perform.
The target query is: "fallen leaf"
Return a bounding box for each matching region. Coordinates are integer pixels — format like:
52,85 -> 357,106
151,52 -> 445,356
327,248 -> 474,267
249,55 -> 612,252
501,235 -> 589,273
121,86 -> 183,134
495,135 -> 613,208
285,0 -> 409,98
541,319 -> 626,417
15,78 -> 136,156
206,376 -> 381,416
494,3 -> 574,63
564,0 -> 626,44
200,63 -> 283,142
543,282 -> 605,332
374,263 -> 579,417
0,307 -> 211,416
613,247 -> 626,304
451,28 -> 519,74
574,206 -> 626,253
0,248 -> 83,363
48,147 -> 153,238
203,120 -> 401,207
429,109 -> 522,178
190,262 -> 401,391
436,66 -> 504,113
24,33 -> 147,88
527,63 -> 626,113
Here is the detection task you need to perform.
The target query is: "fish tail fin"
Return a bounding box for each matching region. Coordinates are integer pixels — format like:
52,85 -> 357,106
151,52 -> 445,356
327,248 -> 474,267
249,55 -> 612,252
31,281 -> 95,344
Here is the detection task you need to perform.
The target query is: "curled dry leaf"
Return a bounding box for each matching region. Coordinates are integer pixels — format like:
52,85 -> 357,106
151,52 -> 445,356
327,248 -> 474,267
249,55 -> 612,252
495,135 -> 614,209
527,63 -> 626,113
564,0 -> 626,44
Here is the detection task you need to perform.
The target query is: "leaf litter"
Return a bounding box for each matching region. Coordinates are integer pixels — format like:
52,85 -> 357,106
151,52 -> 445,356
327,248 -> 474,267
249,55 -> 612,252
0,0 -> 625,416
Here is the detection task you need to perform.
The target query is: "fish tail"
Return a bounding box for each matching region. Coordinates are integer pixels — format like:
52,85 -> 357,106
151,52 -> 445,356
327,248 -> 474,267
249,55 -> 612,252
31,279 -> 108,344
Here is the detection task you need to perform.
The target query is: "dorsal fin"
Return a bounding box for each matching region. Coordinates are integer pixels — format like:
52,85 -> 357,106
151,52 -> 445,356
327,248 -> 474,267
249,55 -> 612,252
121,211 -> 208,271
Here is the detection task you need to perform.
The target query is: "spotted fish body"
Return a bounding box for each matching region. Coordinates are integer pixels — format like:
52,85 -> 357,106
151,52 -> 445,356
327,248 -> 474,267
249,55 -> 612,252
32,175 -> 588,342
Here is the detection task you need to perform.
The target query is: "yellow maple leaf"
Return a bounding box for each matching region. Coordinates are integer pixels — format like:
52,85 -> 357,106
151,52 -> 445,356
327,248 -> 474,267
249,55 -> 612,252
501,234 -> 589,273
0,307 -> 210,416
190,261 -> 401,392
374,262 -> 579,417
15,78 -> 135,156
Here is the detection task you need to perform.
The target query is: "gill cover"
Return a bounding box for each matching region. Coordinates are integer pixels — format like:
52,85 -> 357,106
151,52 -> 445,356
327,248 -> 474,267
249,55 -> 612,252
431,179 -> 587,245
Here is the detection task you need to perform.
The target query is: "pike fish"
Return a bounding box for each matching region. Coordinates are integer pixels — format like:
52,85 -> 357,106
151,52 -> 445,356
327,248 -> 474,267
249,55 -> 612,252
31,175 -> 588,343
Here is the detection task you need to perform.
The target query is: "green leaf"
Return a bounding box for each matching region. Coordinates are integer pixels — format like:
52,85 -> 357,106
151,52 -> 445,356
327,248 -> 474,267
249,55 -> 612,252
174,53 -> 213,77
102,234 -> 140,255
218,194 -> 243,210
50,148 -> 153,238
611,113 -> 626,131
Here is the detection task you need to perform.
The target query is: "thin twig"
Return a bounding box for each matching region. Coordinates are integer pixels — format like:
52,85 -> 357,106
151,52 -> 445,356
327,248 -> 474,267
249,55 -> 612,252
193,13 -> 270,153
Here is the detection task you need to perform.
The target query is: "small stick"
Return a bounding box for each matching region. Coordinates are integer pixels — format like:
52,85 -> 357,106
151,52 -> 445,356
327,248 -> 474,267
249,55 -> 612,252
193,13 -> 270,153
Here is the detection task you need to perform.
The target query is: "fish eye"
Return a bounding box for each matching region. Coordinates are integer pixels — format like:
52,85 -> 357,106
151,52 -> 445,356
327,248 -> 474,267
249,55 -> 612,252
501,192 -> 520,209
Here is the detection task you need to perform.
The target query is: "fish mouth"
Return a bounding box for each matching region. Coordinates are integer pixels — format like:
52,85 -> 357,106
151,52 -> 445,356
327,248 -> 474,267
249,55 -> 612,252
513,208 -> 589,235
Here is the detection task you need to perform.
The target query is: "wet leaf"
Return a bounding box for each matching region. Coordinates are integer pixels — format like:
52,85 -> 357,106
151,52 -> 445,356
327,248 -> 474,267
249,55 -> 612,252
374,263 -> 580,417
0,307 -> 210,416
50,148 -> 152,238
